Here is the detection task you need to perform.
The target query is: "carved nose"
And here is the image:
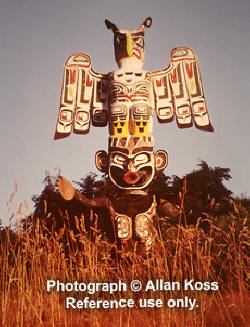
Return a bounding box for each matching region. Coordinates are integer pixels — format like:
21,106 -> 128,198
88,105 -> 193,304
128,159 -> 136,171
123,171 -> 140,184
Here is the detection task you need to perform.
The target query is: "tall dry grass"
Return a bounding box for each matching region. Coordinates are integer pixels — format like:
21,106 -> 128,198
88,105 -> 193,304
0,199 -> 248,326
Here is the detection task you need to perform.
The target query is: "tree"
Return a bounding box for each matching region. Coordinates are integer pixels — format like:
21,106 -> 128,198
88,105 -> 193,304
28,171 -> 115,243
170,161 -> 233,224
26,160 -> 235,239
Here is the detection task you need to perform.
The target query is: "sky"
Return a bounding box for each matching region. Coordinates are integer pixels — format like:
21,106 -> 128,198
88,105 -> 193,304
0,0 -> 250,226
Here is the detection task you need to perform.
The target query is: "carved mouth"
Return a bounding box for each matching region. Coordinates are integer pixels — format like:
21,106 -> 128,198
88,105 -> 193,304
123,171 -> 140,184
132,48 -> 141,59
110,166 -> 154,189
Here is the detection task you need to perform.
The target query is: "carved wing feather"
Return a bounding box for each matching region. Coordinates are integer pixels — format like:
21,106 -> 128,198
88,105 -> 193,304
151,47 -> 213,131
54,53 -> 109,139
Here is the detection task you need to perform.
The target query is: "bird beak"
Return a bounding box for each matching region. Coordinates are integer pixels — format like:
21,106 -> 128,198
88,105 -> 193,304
126,34 -> 133,57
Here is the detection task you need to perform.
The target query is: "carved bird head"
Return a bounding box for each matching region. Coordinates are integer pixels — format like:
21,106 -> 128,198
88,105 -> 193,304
105,17 -> 152,69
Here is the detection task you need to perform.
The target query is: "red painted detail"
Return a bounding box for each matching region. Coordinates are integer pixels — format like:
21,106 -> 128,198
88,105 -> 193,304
156,153 -> 166,169
116,94 -> 149,100
62,113 -> 67,120
86,74 -> 92,87
156,158 -> 162,166
113,107 -> 123,114
123,171 -> 140,185
97,156 -> 106,167
132,48 -> 141,59
97,157 -> 102,166
117,94 -> 130,100
185,63 -> 193,79
199,107 -> 204,111
183,109 -> 188,114
170,68 -> 177,83
146,205 -> 154,216
156,79 -> 162,87
78,113 -> 83,121
136,107 -> 147,113
171,57 -> 195,63
70,70 -> 77,84
68,64 -> 90,68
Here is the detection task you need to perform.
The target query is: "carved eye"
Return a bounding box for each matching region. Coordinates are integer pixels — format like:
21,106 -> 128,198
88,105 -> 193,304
114,154 -> 127,165
135,37 -> 144,47
134,153 -> 149,165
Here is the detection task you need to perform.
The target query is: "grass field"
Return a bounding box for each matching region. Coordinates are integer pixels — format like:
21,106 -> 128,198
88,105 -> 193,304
0,199 -> 248,326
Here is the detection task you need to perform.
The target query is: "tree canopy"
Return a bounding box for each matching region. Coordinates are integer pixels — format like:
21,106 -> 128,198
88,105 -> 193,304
28,160 -> 239,233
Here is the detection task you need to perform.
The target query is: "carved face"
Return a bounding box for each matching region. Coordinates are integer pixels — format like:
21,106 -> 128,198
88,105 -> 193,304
114,30 -> 145,65
97,17 -> 166,191
105,17 -> 152,68
96,137 -> 167,190
109,148 -> 155,189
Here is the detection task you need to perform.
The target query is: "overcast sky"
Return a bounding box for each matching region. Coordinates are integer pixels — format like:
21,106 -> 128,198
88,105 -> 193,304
1,0 -> 249,226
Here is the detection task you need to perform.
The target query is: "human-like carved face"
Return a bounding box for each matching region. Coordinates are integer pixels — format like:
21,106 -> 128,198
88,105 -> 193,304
109,149 -> 155,189
95,141 -> 167,190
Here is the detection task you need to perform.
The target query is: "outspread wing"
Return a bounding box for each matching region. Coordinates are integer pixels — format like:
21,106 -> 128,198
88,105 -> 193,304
151,47 -> 213,131
54,53 -> 109,139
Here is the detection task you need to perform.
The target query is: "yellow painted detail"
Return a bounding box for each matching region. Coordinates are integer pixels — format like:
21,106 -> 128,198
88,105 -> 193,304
111,121 -> 129,138
126,34 -> 133,57
133,120 -> 151,136
190,80 -> 195,92
69,86 -> 73,97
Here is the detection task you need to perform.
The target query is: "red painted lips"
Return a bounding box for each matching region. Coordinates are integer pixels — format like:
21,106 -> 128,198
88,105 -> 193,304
123,171 -> 140,184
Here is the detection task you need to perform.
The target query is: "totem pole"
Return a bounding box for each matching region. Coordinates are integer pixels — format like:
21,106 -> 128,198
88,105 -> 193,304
55,17 -> 213,248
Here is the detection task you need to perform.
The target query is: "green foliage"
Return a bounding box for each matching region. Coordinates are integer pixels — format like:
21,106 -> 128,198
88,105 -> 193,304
23,160 -> 249,237
149,160 -> 235,225
28,171 -> 114,243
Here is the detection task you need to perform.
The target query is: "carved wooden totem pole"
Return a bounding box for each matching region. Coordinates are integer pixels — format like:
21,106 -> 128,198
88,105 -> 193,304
55,17 -> 213,249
